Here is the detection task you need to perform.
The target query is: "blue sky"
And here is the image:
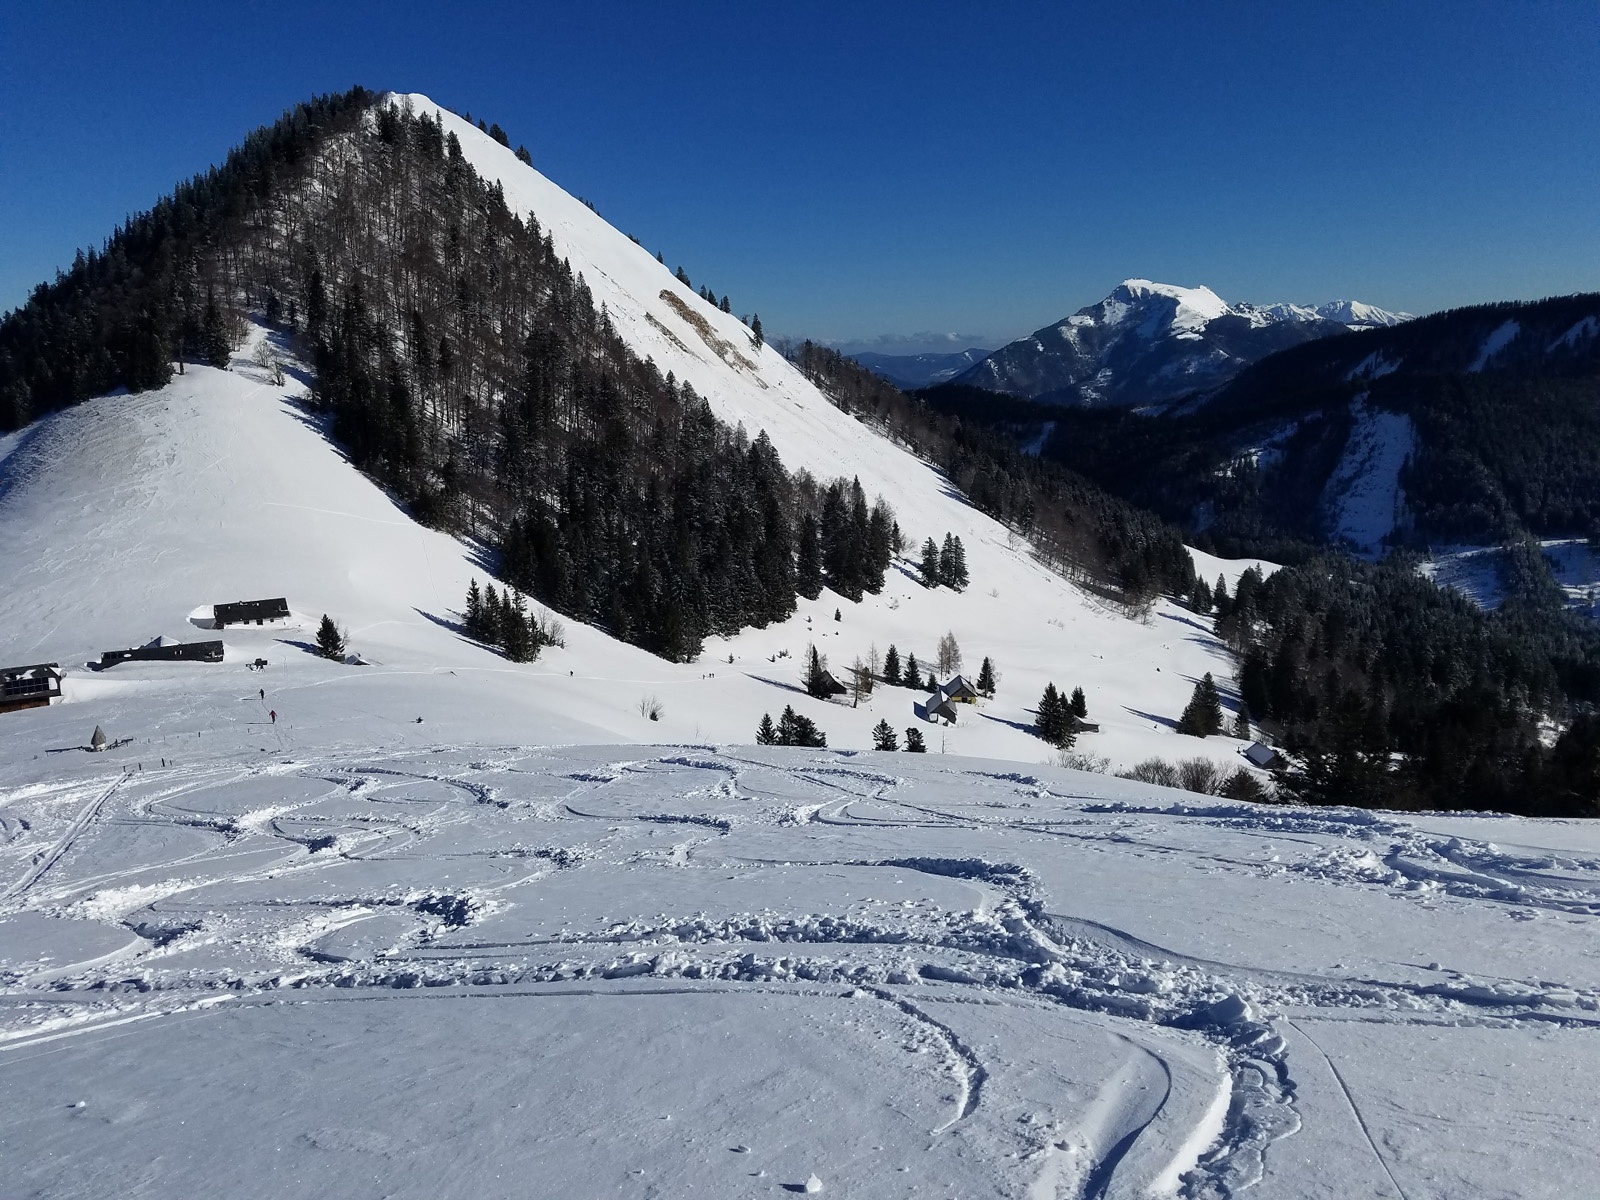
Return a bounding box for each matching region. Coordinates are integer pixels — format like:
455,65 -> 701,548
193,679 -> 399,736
2,2 -> 1596,352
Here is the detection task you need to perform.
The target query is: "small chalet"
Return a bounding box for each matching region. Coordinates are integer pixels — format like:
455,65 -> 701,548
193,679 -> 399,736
940,675 -> 980,705
1069,713 -> 1101,734
914,690 -> 959,724
214,598 -> 290,628
1243,742 -> 1281,769
816,669 -> 850,698
99,638 -> 224,669
0,663 -> 62,714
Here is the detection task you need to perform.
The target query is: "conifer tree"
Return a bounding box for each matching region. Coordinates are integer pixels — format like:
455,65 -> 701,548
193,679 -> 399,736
883,643 -> 902,687
1213,575 -> 1231,620
202,293 -> 231,368
464,579 -> 483,639
804,644 -> 831,698
904,650 -> 920,689
756,713 -> 777,745
796,513 -> 824,600
1070,686 -> 1088,718
872,719 -> 899,751
904,727 -> 927,752
920,538 -> 942,587
1233,703 -> 1251,741
750,313 -> 763,347
976,656 -> 996,697
777,704 -> 826,747
316,614 -> 346,661
483,583 -> 503,648
948,535 -> 969,590
1178,673 -> 1225,737
1036,682 -> 1074,746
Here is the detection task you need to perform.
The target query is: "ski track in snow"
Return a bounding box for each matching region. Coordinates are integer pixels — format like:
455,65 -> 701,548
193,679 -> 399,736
5,745 -> 1600,1197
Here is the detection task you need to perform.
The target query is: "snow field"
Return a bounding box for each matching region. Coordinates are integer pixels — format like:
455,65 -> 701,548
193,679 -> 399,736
4,744 -> 1600,1197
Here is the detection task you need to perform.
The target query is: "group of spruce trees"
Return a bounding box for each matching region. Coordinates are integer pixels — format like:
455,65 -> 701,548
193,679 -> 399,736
755,707 -> 827,747
462,579 -> 564,662
1176,673 -> 1239,738
1035,683 -> 1087,747
919,534 -> 969,590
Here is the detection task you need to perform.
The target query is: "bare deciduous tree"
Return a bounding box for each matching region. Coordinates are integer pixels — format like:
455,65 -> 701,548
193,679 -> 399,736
936,631 -> 962,677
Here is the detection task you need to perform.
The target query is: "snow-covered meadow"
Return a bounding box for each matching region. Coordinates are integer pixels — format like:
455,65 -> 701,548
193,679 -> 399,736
5,740 -> 1600,1198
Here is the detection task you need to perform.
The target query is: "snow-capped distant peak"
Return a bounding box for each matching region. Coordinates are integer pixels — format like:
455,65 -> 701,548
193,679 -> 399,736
1105,279 -> 1231,334
1313,299 -> 1414,329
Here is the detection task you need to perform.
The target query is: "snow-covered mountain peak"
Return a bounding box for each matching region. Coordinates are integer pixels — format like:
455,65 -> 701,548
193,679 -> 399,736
1313,298 -> 1415,329
962,279 -> 1414,406
1101,279 -> 1231,336
1111,278 -> 1230,314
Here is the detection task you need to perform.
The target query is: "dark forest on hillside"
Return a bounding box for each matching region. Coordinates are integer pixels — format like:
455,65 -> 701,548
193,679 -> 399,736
0,91 -> 898,662
786,343 -> 1196,603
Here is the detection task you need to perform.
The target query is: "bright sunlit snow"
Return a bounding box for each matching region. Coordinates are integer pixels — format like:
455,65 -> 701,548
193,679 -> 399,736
2,94 -> 1597,1200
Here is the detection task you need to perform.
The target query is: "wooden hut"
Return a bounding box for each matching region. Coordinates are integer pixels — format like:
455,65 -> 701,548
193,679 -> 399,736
0,663 -> 62,714
940,675 -> 980,704
213,598 -> 290,627
99,639 -> 224,669
816,668 -> 850,698
915,690 -> 959,724
1243,742 -> 1281,769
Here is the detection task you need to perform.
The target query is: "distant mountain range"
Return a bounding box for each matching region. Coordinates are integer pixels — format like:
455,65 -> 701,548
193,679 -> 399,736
950,279 -> 1413,409
849,347 -> 991,389
1027,291 -> 1600,557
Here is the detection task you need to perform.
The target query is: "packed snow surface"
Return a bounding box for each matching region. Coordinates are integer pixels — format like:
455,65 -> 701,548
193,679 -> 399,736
5,741 -> 1600,1199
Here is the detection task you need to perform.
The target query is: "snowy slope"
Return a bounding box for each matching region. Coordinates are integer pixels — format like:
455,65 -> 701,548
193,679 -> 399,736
1320,397 -> 1416,558
0,325 -> 1261,782
2,93 -> 1594,1200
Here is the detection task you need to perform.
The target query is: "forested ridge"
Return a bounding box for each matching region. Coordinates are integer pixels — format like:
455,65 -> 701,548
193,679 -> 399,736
787,342 -> 1196,603
1022,292 -> 1600,555
1202,555 -> 1600,816
898,322 -> 1600,816
0,90 -> 896,661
